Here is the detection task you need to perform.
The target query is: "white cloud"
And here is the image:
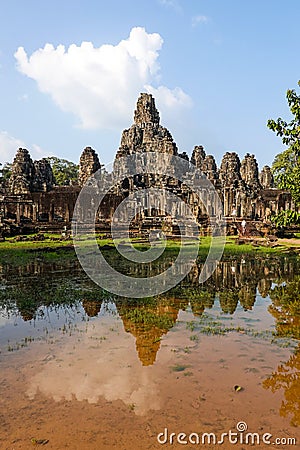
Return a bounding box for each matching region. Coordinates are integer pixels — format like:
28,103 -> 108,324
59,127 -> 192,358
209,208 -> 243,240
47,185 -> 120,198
158,0 -> 181,11
26,317 -> 163,415
145,85 -> 193,120
0,131 -> 25,163
14,27 -> 192,130
145,85 -> 192,108
18,93 -> 29,102
0,131 -> 50,164
192,15 -> 209,27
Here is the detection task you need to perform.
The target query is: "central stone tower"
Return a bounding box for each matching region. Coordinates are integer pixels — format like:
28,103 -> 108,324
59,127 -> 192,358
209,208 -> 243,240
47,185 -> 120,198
115,93 -> 178,159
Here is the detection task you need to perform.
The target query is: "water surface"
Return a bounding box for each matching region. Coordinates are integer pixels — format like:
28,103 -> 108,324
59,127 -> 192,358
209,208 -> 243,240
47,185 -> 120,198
0,254 -> 299,449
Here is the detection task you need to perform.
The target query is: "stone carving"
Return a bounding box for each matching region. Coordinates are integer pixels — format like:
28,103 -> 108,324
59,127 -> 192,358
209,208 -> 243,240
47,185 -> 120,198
78,147 -> 101,186
134,92 -> 160,127
218,152 -> 251,216
8,148 -> 35,194
219,152 -> 242,187
33,158 -> 54,192
113,93 -> 180,202
201,155 -> 219,184
260,165 -> 274,189
190,145 -> 206,168
240,153 -> 261,190
115,93 -> 178,159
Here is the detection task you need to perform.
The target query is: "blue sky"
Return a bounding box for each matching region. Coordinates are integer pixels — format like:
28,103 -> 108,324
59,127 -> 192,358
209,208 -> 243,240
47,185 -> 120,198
0,0 -> 299,169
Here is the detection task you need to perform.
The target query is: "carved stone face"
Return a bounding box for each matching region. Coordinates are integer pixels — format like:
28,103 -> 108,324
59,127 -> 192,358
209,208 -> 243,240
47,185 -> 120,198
9,148 -> 35,194
134,93 -> 160,127
79,147 -> 101,186
240,153 -> 260,187
219,152 -> 241,186
191,146 -> 206,168
259,166 -> 274,188
33,159 -> 54,191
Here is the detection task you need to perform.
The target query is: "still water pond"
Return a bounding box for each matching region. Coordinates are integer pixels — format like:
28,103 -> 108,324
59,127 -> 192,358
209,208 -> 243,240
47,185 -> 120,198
0,254 -> 299,449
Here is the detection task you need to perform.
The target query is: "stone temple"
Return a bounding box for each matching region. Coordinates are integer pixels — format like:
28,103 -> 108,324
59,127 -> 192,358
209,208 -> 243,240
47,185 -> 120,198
0,93 -> 294,235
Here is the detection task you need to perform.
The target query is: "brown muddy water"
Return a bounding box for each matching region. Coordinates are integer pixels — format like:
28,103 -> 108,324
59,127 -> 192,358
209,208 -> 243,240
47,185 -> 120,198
0,255 -> 300,449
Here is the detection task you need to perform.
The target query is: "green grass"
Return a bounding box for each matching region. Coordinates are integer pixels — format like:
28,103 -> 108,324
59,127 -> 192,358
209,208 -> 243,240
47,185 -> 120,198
0,233 -> 298,266
183,313 -> 298,349
170,364 -> 189,372
224,236 -> 286,254
122,308 -> 174,330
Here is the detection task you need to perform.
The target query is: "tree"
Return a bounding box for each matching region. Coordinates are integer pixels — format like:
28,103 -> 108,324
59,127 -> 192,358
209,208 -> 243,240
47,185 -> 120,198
271,148 -> 300,205
271,209 -> 300,228
0,162 -> 12,186
46,157 -> 79,186
268,80 -> 300,157
267,81 -> 300,207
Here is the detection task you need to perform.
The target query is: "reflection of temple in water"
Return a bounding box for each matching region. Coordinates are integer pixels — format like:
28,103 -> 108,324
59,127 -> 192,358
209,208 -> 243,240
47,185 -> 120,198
268,275 -> 300,340
263,345 -> 300,427
80,261 -> 300,366
1,256 -> 299,366
82,299 -> 102,317
115,299 -> 179,366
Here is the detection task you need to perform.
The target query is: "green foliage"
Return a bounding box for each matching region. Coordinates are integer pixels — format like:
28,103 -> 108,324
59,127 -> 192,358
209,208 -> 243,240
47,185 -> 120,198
263,349 -> 300,427
269,276 -> 300,316
268,81 -> 300,205
46,156 -> 78,186
0,162 -> 12,185
267,80 -> 300,156
271,148 -> 300,204
271,209 -> 300,228
268,275 -> 300,341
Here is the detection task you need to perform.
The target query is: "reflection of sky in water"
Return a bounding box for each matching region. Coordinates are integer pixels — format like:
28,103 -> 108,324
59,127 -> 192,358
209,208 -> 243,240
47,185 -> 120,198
26,315 -> 164,415
209,294 -> 275,331
1,256 -> 299,400
1,257 -> 299,435
0,302 -> 118,347
0,305 -> 85,347
0,290 -> 277,350
17,300 -> 282,416
0,315 -> 14,327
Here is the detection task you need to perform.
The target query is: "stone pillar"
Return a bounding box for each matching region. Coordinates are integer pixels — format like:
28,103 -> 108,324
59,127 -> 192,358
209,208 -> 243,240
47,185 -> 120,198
49,203 -> 54,222
66,204 -> 70,222
16,202 -> 21,223
32,204 -> 37,222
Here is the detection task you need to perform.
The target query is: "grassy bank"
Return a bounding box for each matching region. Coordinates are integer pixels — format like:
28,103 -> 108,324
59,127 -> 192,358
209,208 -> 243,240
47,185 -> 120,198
0,233 -> 299,266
